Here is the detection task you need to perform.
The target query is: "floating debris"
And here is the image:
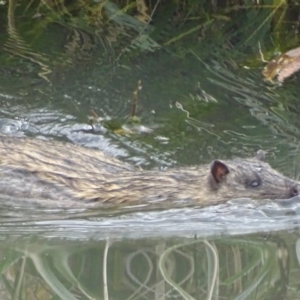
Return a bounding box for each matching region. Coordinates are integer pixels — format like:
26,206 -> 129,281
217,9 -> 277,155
129,79 -> 142,123
81,81 -> 152,135
263,46 -> 300,82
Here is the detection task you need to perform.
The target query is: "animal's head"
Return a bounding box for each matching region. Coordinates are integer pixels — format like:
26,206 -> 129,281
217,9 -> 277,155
209,150 -> 300,200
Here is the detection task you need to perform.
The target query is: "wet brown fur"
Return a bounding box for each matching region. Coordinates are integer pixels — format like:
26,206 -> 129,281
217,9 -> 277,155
0,135 -> 299,207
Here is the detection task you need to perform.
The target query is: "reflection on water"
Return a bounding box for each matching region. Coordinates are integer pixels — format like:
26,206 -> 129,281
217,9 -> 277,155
0,229 -> 297,300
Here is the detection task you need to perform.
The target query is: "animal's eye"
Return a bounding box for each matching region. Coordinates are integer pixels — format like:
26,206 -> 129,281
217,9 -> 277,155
250,180 -> 260,188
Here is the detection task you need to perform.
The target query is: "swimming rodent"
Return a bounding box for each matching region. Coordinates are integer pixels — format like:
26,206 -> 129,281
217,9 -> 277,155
0,134 -> 299,207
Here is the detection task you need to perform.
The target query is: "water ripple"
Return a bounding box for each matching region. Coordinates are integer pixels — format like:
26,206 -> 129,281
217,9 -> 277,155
0,198 -> 299,240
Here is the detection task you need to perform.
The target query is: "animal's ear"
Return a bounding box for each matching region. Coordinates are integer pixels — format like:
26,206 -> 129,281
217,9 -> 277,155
256,150 -> 266,161
211,160 -> 229,183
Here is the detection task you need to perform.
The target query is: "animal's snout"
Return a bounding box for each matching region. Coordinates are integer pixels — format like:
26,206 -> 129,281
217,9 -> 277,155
290,184 -> 300,198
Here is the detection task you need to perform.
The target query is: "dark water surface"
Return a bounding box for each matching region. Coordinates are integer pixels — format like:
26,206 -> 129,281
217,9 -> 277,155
1,1 -> 300,299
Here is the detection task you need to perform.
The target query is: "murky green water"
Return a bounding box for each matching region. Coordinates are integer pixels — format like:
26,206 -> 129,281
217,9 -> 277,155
1,1 -> 300,299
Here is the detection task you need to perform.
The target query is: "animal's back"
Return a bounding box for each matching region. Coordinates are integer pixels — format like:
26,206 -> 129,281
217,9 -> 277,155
0,135 -> 133,175
0,135 -> 134,204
